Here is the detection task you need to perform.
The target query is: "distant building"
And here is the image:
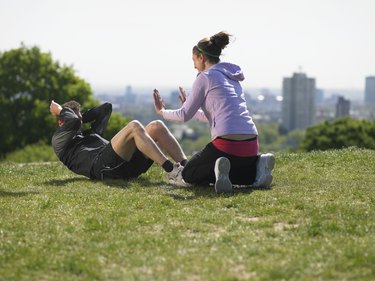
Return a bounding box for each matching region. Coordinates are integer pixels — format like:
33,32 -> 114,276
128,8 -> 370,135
123,85 -> 136,105
169,90 -> 180,106
315,88 -> 324,105
364,76 -> 375,105
282,72 -> 316,131
335,96 -> 350,118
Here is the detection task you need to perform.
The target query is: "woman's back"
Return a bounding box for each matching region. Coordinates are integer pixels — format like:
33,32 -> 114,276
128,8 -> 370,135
197,62 -> 258,139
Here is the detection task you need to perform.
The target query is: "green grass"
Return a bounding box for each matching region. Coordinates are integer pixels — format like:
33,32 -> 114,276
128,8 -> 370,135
3,141 -> 57,163
1,147 -> 374,281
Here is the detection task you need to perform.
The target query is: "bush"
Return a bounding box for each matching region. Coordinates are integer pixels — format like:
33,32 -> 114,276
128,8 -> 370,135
3,141 -> 57,163
300,117 -> 375,151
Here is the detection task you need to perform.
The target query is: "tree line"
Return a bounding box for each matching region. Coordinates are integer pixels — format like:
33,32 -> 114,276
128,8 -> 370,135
1,44 -> 374,158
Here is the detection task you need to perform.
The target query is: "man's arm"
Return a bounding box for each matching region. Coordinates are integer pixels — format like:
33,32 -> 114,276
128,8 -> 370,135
50,101 -> 82,158
82,103 -> 112,136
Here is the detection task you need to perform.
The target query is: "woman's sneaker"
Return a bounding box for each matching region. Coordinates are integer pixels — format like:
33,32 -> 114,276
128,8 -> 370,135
252,153 -> 275,188
214,157 -> 233,194
167,164 -> 190,187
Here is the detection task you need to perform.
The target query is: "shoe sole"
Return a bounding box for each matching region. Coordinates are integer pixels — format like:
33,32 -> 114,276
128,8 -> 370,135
256,174 -> 273,188
264,154 -> 275,172
253,154 -> 275,188
214,157 -> 233,194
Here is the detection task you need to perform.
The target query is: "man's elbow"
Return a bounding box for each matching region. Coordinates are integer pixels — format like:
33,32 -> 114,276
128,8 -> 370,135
103,103 -> 112,113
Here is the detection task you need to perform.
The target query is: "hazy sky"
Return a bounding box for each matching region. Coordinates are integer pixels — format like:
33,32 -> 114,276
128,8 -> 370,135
1,0 -> 374,91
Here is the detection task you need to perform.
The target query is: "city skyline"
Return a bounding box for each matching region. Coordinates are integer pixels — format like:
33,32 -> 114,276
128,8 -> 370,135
1,0 -> 374,91
93,83 -> 366,102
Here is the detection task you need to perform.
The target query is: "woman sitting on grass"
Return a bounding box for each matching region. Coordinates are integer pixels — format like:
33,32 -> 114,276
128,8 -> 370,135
153,31 -> 275,194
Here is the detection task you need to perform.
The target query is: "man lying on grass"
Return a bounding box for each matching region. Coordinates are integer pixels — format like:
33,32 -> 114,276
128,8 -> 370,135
50,100 -> 188,186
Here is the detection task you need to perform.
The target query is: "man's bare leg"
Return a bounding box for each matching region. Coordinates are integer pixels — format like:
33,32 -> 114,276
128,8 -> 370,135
145,120 -> 187,163
110,120 -> 168,166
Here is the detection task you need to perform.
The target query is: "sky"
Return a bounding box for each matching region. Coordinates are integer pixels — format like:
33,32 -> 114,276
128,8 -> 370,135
1,0 -> 374,93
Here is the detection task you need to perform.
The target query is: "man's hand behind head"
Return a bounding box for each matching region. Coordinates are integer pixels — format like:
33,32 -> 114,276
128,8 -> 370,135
50,100 -> 62,116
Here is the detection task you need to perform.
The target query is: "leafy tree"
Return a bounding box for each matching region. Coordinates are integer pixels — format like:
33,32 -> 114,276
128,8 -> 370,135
0,44 -> 96,157
300,116 -> 375,151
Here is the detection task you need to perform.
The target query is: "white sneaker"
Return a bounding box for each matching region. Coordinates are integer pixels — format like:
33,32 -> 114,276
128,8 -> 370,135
252,153 -> 275,188
214,157 -> 233,194
167,164 -> 190,187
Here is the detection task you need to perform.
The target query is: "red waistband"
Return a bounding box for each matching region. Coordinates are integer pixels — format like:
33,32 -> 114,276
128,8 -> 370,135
212,137 -> 259,157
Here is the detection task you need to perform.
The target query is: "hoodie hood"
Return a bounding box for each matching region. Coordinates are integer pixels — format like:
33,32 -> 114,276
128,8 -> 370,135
210,62 -> 244,82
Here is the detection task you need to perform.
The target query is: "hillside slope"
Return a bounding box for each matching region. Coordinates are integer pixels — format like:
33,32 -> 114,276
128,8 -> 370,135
1,148 -> 374,281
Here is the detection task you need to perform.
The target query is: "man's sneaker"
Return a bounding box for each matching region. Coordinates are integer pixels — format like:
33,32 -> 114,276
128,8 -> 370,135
167,164 -> 190,187
214,157 -> 233,194
252,153 -> 275,188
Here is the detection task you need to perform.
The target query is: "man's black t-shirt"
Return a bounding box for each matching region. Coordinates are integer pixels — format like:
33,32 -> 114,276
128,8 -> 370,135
51,103 -> 112,178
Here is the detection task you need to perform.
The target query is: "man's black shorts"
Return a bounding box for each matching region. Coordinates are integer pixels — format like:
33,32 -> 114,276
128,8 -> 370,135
90,143 -> 153,180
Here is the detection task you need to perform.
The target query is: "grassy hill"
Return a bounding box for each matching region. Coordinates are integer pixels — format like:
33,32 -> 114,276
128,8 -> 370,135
1,148 -> 374,281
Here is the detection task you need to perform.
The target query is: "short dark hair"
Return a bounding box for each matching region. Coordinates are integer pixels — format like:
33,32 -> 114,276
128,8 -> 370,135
61,100 -> 81,117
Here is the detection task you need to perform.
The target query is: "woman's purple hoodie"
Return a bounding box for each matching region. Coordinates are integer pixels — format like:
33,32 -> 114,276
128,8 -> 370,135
162,62 -> 258,140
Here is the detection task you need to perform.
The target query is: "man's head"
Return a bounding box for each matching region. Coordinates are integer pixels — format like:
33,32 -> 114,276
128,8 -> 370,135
62,100 -> 82,119
57,100 -> 82,127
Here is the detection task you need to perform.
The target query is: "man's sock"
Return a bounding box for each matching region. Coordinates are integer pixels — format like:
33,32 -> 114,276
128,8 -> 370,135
180,159 -> 188,167
162,160 -> 174,172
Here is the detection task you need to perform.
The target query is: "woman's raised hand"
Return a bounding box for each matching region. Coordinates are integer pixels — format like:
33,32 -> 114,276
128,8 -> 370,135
153,89 -> 165,115
178,86 -> 187,105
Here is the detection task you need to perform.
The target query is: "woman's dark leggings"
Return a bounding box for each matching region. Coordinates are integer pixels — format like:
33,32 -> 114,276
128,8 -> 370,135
182,142 -> 258,186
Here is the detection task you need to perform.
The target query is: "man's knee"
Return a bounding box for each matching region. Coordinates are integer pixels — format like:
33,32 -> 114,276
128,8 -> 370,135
146,120 -> 167,134
127,120 -> 145,134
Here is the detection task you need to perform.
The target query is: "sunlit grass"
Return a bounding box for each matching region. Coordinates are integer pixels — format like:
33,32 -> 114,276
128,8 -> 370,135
1,147 -> 374,280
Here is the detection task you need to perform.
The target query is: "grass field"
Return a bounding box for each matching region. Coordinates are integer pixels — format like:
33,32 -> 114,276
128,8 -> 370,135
1,147 -> 375,281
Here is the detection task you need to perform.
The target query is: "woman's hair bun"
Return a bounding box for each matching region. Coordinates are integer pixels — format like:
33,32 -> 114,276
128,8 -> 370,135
210,31 -> 230,50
